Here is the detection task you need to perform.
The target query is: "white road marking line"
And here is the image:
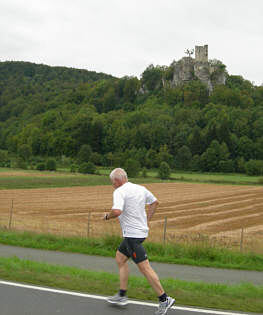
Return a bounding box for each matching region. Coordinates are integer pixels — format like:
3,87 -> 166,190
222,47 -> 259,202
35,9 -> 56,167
0,280 -> 249,315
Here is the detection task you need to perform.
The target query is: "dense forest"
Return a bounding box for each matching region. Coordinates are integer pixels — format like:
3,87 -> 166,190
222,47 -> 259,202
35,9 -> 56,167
0,60 -> 263,175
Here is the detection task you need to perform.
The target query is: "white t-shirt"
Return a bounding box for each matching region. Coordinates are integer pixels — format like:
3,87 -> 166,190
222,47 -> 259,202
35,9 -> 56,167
112,182 -> 157,238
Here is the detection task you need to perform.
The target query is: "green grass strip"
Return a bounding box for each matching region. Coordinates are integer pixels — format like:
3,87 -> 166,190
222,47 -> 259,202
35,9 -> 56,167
0,256 -> 262,313
1,229 -> 263,271
0,167 -> 261,190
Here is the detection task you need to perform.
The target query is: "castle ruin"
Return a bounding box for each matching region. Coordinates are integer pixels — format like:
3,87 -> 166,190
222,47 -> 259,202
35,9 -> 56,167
195,45 -> 208,62
171,45 -> 226,93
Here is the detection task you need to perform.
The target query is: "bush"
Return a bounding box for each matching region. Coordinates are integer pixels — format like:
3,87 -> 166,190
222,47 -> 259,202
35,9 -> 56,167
79,162 -> 96,174
219,160 -> 235,173
158,161 -> 171,179
190,155 -> 201,171
258,177 -> 263,185
15,157 -> 28,170
46,159 -> 57,171
70,164 -> 78,173
0,150 -> 9,167
245,160 -> 263,176
90,152 -> 102,165
141,167 -> 148,178
124,158 -> 141,178
236,157 -> 246,173
36,163 -> 46,171
78,145 -> 92,163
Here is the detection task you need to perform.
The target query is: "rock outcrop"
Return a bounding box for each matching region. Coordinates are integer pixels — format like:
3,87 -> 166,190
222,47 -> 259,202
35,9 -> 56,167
170,45 -> 226,93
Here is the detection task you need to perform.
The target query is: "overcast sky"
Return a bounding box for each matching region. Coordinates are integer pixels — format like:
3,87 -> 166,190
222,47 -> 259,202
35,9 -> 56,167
1,0 -> 262,85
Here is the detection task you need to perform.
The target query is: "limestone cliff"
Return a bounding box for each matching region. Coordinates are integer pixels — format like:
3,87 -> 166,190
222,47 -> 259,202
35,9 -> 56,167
169,45 -> 226,93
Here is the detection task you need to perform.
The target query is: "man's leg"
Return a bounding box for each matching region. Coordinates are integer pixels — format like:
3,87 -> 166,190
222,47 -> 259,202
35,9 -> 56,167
107,250 -> 129,305
137,259 -> 164,296
116,250 -> 129,290
137,259 -> 175,315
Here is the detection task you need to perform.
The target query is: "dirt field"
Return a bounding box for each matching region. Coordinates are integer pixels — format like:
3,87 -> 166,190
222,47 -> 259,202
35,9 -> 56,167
0,183 -> 263,252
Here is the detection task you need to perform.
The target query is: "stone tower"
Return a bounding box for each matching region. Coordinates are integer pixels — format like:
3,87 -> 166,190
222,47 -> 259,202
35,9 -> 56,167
195,45 -> 208,62
166,44 -> 226,94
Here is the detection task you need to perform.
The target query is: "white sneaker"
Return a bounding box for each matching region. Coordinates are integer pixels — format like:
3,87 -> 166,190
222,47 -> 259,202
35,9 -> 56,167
155,296 -> 175,315
106,293 -> 128,306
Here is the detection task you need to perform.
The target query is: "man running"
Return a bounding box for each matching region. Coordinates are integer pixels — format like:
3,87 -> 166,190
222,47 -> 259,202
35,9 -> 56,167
103,168 -> 175,315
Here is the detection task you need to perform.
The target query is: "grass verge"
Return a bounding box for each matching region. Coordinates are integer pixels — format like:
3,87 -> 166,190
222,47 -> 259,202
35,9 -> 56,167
0,256 -> 262,313
1,229 -> 263,271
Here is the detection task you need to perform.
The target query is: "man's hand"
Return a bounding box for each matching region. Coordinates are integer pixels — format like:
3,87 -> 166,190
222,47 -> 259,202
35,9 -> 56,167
103,209 -> 122,221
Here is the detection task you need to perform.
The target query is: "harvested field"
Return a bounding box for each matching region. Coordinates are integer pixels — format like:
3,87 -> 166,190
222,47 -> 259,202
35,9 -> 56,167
0,183 -> 262,252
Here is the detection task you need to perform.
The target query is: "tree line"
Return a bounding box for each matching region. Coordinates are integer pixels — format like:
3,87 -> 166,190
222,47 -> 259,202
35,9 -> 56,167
0,61 -> 263,176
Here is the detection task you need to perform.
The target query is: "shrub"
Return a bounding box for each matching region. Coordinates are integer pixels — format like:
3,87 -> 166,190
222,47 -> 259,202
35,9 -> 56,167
90,152 -> 102,165
79,162 -> 96,174
46,159 -> 57,171
70,164 -> 78,173
124,158 -> 141,178
245,160 -> 263,176
15,157 -> 28,170
141,167 -> 148,178
0,150 -> 9,167
190,155 -> 201,171
78,145 -> 92,163
36,163 -> 46,171
158,161 -> 171,179
219,159 -> 235,173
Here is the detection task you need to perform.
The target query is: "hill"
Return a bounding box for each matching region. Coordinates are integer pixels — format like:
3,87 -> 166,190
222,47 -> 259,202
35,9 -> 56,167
0,59 -> 263,175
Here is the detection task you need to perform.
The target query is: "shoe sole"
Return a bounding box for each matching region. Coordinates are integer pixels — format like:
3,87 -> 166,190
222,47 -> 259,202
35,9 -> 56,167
107,299 -> 128,306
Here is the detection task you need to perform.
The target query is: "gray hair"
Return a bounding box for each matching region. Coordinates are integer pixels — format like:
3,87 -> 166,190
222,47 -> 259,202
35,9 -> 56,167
110,168 -> 128,182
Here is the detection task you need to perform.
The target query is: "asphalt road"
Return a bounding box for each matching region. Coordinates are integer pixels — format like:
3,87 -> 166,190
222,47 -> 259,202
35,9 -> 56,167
0,281 -> 257,315
0,244 -> 262,285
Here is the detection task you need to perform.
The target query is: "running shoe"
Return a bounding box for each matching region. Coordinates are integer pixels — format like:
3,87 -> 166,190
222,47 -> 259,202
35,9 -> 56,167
107,293 -> 128,306
155,296 -> 175,315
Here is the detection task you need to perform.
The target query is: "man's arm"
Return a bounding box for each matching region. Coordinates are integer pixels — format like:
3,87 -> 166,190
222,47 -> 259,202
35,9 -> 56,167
103,209 -> 122,220
147,200 -> 159,223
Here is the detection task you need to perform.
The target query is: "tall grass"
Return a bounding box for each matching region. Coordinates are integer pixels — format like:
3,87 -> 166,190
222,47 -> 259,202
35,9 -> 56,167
1,229 -> 263,271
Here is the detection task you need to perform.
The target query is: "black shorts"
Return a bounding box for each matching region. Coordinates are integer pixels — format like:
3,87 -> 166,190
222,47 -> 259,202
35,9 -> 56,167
118,237 -> 148,264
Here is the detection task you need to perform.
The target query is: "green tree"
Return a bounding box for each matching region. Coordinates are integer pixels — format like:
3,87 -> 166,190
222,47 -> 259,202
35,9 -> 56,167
36,163 -> 46,171
46,159 -> 57,171
158,161 -> 171,179
124,159 -> 141,178
145,148 -> 158,168
141,64 -> 164,92
157,145 -> 173,167
79,162 -> 96,174
18,144 -> 32,161
90,152 -> 102,165
78,144 -> 92,163
237,136 -> 254,161
0,150 -> 9,167
201,140 -> 230,172
175,145 -> 192,170
245,160 -> 263,176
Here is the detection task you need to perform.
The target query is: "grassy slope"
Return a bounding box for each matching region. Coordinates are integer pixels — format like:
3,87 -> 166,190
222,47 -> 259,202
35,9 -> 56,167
0,256 -> 262,313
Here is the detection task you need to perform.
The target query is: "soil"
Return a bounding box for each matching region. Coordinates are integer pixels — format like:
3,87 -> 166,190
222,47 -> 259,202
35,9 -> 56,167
0,183 -> 262,251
